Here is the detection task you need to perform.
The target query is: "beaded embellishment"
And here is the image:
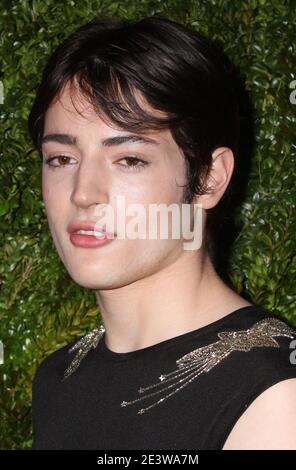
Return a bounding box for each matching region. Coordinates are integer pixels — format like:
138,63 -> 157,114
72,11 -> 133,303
120,317 -> 295,414
63,324 -> 105,380
63,317 -> 295,415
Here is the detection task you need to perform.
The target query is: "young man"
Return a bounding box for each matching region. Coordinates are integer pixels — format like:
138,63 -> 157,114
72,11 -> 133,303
28,16 -> 296,450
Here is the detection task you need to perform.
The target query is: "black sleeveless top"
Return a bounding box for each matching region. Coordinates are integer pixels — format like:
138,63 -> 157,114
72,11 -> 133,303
32,305 -> 296,449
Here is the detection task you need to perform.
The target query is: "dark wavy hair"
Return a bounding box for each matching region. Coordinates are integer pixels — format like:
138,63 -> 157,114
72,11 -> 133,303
28,15 -> 248,275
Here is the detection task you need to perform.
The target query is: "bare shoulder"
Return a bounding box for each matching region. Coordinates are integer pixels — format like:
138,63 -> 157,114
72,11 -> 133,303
223,378 -> 296,449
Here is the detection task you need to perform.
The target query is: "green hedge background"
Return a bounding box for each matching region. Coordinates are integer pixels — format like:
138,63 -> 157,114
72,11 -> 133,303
0,0 -> 295,450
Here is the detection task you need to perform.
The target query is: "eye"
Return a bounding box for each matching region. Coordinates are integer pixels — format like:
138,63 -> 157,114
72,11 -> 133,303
117,156 -> 149,172
44,155 -> 77,167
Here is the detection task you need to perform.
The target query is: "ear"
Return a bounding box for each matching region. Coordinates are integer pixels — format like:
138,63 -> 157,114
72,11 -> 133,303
193,147 -> 234,209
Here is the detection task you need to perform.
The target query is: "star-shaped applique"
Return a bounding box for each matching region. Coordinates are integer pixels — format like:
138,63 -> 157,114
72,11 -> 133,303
120,317 -> 296,415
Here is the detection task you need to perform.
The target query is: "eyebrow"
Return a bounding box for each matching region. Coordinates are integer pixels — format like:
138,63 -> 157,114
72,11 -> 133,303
41,133 -> 160,147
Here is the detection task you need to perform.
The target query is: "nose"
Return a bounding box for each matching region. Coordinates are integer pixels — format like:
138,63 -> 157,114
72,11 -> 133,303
70,156 -> 109,209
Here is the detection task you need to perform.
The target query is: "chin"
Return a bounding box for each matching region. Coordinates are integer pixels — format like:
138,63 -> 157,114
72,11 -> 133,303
69,275 -> 113,290
66,268 -> 127,290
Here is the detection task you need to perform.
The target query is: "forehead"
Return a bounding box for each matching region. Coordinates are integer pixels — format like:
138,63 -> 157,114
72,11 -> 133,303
44,81 -> 107,129
43,81 -> 172,145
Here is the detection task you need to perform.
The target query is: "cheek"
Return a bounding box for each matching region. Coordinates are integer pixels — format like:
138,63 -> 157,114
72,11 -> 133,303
42,183 -> 51,203
112,173 -> 184,232
43,184 -> 56,213
42,171 -> 53,204
118,174 -> 183,206
42,178 -> 68,223
42,181 -> 52,212
148,164 -> 186,204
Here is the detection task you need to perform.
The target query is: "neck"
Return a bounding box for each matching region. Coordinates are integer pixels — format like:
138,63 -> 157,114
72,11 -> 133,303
94,248 -> 251,353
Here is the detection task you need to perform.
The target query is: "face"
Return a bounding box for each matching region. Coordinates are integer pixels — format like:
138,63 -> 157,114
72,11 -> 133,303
41,81 -> 191,290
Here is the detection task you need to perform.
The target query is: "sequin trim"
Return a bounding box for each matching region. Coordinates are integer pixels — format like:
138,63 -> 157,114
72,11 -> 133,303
120,317 -> 295,415
63,324 -> 105,380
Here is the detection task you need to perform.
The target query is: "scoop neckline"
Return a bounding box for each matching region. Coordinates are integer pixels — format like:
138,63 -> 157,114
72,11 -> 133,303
98,303 -> 263,362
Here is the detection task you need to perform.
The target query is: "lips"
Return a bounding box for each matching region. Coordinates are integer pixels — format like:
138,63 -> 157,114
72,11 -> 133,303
67,221 -> 115,237
68,221 -> 116,248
